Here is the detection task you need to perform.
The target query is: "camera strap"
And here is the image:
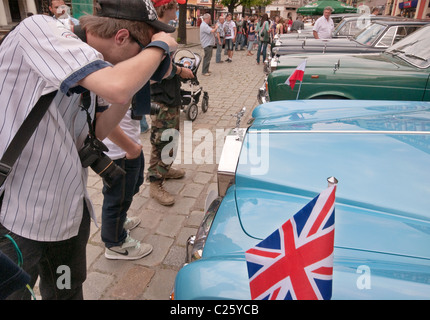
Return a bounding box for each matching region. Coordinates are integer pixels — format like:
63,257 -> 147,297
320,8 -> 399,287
79,90 -> 96,139
0,91 -> 58,189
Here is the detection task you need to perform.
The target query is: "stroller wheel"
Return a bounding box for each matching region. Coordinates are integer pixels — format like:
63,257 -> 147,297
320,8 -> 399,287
187,103 -> 198,121
202,92 -> 209,113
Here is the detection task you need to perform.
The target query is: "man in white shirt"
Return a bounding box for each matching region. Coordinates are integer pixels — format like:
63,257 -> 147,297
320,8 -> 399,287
313,7 -> 335,39
0,0 -> 177,299
200,13 -> 218,75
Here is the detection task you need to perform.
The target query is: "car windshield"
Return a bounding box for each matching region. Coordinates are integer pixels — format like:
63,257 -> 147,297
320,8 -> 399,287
333,19 -> 364,37
353,23 -> 386,45
385,26 -> 430,68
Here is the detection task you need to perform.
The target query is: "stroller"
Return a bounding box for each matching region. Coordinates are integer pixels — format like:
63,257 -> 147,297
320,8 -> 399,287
173,49 -> 209,121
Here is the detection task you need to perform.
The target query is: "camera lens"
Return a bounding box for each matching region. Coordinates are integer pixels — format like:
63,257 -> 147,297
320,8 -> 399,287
90,154 -> 125,188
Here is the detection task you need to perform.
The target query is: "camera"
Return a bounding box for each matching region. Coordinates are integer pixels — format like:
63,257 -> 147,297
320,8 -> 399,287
79,136 -> 125,188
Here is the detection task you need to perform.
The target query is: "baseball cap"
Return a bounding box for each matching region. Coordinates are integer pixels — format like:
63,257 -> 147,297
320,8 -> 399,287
96,0 -> 176,33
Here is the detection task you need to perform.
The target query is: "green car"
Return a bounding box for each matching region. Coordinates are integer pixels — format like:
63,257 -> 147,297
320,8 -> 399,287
258,24 -> 430,104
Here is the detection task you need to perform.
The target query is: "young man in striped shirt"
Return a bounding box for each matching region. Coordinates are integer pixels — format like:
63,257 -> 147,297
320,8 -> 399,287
0,0 -> 177,299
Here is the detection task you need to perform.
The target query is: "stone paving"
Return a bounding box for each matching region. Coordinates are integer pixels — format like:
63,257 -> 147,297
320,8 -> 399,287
82,44 -> 266,300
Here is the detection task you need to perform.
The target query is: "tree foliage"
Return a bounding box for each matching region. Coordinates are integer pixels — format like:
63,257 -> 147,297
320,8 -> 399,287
220,0 -> 273,14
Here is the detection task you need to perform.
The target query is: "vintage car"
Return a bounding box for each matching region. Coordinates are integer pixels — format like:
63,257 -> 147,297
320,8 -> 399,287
172,99 -> 430,300
275,15 -> 405,43
258,24 -> 430,104
271,20 -> 428,58
265,19 -> 425,74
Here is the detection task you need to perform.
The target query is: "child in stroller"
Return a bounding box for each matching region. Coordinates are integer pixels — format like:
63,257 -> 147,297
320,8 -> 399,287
173,49 -> 209,121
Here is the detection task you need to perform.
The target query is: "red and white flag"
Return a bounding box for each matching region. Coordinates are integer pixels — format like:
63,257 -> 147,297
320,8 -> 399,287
285,60 -> 307,90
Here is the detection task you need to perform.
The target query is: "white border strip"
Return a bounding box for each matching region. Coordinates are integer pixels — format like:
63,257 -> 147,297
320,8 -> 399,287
248,130 -> 430,135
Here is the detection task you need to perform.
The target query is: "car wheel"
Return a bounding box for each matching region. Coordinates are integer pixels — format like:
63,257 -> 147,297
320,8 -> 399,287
187,103 -> 198,121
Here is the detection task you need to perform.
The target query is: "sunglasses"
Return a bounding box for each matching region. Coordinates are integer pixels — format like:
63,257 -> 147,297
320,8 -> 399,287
129,32 -> 145,50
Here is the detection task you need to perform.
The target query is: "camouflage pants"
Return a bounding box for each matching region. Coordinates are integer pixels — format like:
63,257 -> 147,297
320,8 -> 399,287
147,102 -> 180,182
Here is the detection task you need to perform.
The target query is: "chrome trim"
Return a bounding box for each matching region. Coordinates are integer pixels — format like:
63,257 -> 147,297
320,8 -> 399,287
217,128 -> 247,197
257,78 -> 269,104
185,235 -> 196,264
257,87 -> 267,105
185,196 -> 223,264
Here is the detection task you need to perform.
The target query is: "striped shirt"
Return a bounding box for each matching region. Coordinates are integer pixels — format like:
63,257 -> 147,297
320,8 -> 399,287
0,15 -> 110,241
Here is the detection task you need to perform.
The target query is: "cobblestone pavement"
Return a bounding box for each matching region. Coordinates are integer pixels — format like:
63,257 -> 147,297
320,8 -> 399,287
82,44 -> 266,300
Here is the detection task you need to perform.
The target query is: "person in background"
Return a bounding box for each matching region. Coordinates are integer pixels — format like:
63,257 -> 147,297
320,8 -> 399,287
200,13 -> 218,74
291,15 -> 305,32
97,95 -> 148,260
215,15 -> 225,63
48,0 -> 79,29
148,0 -> 194,206
313,6 -> 334,39
256,13 -> 270,65
246,16 -> 256,56
223,13 -> 236,63
234,15 -> 245,51
276,17 -> 284,35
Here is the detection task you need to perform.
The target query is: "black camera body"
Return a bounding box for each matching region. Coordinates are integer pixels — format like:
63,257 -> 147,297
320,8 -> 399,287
79,137 -> 125,188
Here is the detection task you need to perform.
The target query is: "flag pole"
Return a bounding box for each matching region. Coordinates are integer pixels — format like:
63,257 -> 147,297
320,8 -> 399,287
296,80 -> 303,100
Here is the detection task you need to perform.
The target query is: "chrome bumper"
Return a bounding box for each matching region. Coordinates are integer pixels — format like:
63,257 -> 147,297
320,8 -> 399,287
257,80 -> 269,105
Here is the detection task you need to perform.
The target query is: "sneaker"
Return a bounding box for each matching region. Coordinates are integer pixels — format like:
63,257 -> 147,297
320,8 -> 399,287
124,216 -> 141,231
105,234 -> 153,260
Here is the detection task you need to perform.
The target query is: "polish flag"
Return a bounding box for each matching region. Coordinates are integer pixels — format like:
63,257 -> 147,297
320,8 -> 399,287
285,60 -> 307,90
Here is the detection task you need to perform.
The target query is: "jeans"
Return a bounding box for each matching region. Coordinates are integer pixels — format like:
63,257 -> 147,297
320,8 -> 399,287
0,202 -> 90,300
202,46 -> 213,74
235,33 -> 245,50
140,115 -> 149,132
101,152 -> 144,248
247,39 -> 255,51
216,38 -> 224,62
256,41 -> 268,64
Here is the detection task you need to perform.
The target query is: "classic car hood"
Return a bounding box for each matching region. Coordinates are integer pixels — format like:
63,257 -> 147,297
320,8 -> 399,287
274,52 -> 403,71
272,38 -> 368,54
235,100 -> 430,260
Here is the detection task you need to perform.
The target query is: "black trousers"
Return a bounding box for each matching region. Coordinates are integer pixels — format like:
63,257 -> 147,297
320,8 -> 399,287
0,202 -> 90,300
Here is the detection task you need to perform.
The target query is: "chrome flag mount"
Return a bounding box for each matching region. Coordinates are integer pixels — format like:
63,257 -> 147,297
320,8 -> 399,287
245,177 -> 337,300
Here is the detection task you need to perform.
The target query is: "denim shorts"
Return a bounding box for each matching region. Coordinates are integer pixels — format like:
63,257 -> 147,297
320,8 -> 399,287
225,38 -> 234,51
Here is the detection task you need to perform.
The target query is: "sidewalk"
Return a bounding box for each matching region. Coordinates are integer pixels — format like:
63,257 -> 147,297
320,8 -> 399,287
82,45 -> 266,300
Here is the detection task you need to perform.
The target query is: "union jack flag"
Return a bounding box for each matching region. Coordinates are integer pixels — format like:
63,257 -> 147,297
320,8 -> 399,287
245,184 -> 336,300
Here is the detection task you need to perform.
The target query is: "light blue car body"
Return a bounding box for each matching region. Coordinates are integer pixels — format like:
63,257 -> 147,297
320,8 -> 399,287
174,100 -> 430,300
